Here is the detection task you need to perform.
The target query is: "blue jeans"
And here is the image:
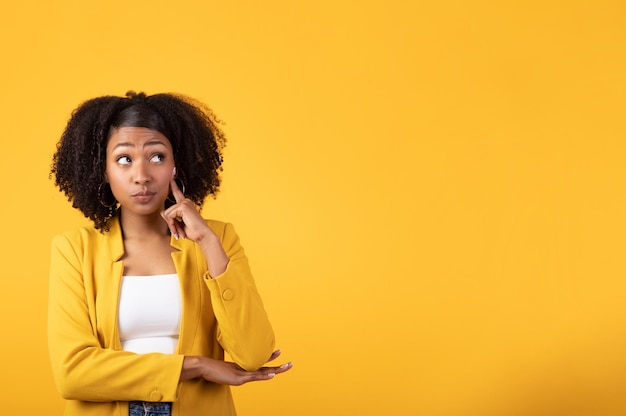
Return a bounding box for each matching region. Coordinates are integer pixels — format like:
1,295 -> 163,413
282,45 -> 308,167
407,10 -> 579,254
129,401 -> 172,416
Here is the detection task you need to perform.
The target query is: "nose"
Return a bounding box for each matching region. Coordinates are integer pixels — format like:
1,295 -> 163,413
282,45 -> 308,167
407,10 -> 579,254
133,161 -> 151,184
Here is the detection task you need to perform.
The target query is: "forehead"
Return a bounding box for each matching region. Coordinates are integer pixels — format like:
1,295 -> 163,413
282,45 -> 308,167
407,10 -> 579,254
106,127 -> 173,150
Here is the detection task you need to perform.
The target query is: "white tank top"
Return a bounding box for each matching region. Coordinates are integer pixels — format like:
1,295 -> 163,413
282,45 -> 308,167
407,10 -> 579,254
118,274 -> 181,354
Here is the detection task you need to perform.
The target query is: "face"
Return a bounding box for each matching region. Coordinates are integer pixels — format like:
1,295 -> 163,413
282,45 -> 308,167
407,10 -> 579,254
105,127 -> 175,218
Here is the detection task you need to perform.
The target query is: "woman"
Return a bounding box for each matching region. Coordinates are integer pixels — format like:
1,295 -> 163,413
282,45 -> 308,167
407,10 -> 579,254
48,91 -> 291,416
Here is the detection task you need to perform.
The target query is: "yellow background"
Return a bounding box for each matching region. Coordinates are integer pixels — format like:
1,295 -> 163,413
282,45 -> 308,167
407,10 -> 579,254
1,1 -> 626,415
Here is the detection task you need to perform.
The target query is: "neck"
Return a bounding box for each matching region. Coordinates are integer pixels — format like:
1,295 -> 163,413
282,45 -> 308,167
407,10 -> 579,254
118,208 -> 170,239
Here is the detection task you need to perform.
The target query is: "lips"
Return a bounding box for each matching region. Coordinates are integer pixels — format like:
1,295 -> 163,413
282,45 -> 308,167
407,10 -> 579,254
131,191 -> 157,203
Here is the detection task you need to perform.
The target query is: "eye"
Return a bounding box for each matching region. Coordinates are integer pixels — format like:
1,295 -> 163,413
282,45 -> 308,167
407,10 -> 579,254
116,155 -> 131,165
150,153 -> 165,163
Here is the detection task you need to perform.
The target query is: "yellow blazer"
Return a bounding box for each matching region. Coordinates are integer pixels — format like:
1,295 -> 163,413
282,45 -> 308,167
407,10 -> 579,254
48,216 -> 275,416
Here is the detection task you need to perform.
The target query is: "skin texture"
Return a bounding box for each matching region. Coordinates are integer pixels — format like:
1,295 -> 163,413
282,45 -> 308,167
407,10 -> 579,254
105,126 -> 292,384
106,127 -> 175,224
180,350 -> 292,385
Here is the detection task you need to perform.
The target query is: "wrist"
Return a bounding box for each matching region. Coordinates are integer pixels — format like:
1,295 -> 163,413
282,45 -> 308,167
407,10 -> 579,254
197,235 -> 230,278
180,356 -> 206,381
197,231 -> 221,250
196,225 -> 223,253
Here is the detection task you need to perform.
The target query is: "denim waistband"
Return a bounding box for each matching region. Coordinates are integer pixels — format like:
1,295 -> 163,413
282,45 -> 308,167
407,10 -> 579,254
128,401 -> 172,416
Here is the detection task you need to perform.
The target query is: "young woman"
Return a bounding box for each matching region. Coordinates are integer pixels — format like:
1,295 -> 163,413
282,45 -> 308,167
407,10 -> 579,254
49,91 -> 291,416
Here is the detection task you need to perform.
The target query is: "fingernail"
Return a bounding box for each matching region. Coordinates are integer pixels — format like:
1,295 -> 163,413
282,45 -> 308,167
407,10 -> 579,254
173,167 -> 177,177
268,373 -> 275,378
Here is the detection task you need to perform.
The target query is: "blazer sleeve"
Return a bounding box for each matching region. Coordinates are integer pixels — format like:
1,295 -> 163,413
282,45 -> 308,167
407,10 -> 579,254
47,233 -> 184,402
203,222 -> 276,371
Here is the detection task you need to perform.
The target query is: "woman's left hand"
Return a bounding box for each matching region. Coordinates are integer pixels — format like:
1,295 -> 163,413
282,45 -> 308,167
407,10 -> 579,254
161,174 -> 213,242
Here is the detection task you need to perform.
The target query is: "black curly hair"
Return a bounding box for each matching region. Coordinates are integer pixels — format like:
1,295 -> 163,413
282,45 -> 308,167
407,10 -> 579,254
51,91 -> 226,231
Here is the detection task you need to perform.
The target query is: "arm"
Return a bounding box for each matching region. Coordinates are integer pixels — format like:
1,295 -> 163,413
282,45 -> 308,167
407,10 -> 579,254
48,233 -> 184,402
180,350 -> 291,385
162,177 -> 276,371
202,222 -> 276,371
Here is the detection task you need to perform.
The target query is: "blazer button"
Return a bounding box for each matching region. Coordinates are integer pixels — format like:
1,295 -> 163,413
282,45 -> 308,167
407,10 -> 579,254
222,289 -> 234,301
149,391 -> 163,401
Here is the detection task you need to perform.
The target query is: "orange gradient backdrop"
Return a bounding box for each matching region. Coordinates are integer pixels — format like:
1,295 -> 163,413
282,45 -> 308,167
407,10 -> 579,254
1,1 -> 626,415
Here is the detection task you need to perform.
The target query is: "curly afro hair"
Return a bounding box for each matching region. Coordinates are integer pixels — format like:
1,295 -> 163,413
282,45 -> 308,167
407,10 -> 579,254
51,91 -> 226,231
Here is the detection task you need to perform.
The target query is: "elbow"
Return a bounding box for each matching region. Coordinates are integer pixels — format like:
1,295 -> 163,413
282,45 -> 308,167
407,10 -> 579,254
52,359 -> 95,401
235,333 -> 276,371
54,371 -> 82,400
60,387 -> 79,401
56,372 -> 103,401
238,357 -> 268,372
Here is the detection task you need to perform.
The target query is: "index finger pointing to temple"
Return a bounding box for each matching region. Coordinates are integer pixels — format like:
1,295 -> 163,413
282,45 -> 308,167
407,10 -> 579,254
170,177 -> 185,203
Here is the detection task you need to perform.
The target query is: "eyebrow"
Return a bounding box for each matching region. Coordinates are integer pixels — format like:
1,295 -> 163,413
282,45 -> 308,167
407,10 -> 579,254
112,140 -> 168,150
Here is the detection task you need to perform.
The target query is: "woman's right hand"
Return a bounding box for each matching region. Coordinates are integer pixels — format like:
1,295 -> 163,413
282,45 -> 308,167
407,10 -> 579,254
180,350 -> 292,385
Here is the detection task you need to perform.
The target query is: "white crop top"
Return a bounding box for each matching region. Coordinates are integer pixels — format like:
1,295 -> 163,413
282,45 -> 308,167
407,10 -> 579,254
118,274 -> 182,354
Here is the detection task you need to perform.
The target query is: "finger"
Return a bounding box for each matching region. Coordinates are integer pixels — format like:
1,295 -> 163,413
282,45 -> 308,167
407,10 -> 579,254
239,374 -> 273,385
161,210 -> 178,239
267,350 -> 282,363
172,219 -> 187,240
238,362 -> 293,385
244,369 -> 277,383
274,361 -> 293,374
170,176 -> 185,204
161,209 -> 186,240
261,362 -> 293,376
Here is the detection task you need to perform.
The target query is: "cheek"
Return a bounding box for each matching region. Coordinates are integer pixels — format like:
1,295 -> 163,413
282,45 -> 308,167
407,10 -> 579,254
104,167 -> 126,190
159,169 -> 174,187
104,159 -> 118,178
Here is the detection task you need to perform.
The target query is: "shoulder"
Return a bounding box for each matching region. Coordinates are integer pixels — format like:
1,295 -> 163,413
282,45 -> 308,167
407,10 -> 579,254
51,224 -> 103,251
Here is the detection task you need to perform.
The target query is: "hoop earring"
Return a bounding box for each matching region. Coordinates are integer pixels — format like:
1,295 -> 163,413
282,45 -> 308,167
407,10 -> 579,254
98,182 -> 117,208
168,178 -> 187,203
